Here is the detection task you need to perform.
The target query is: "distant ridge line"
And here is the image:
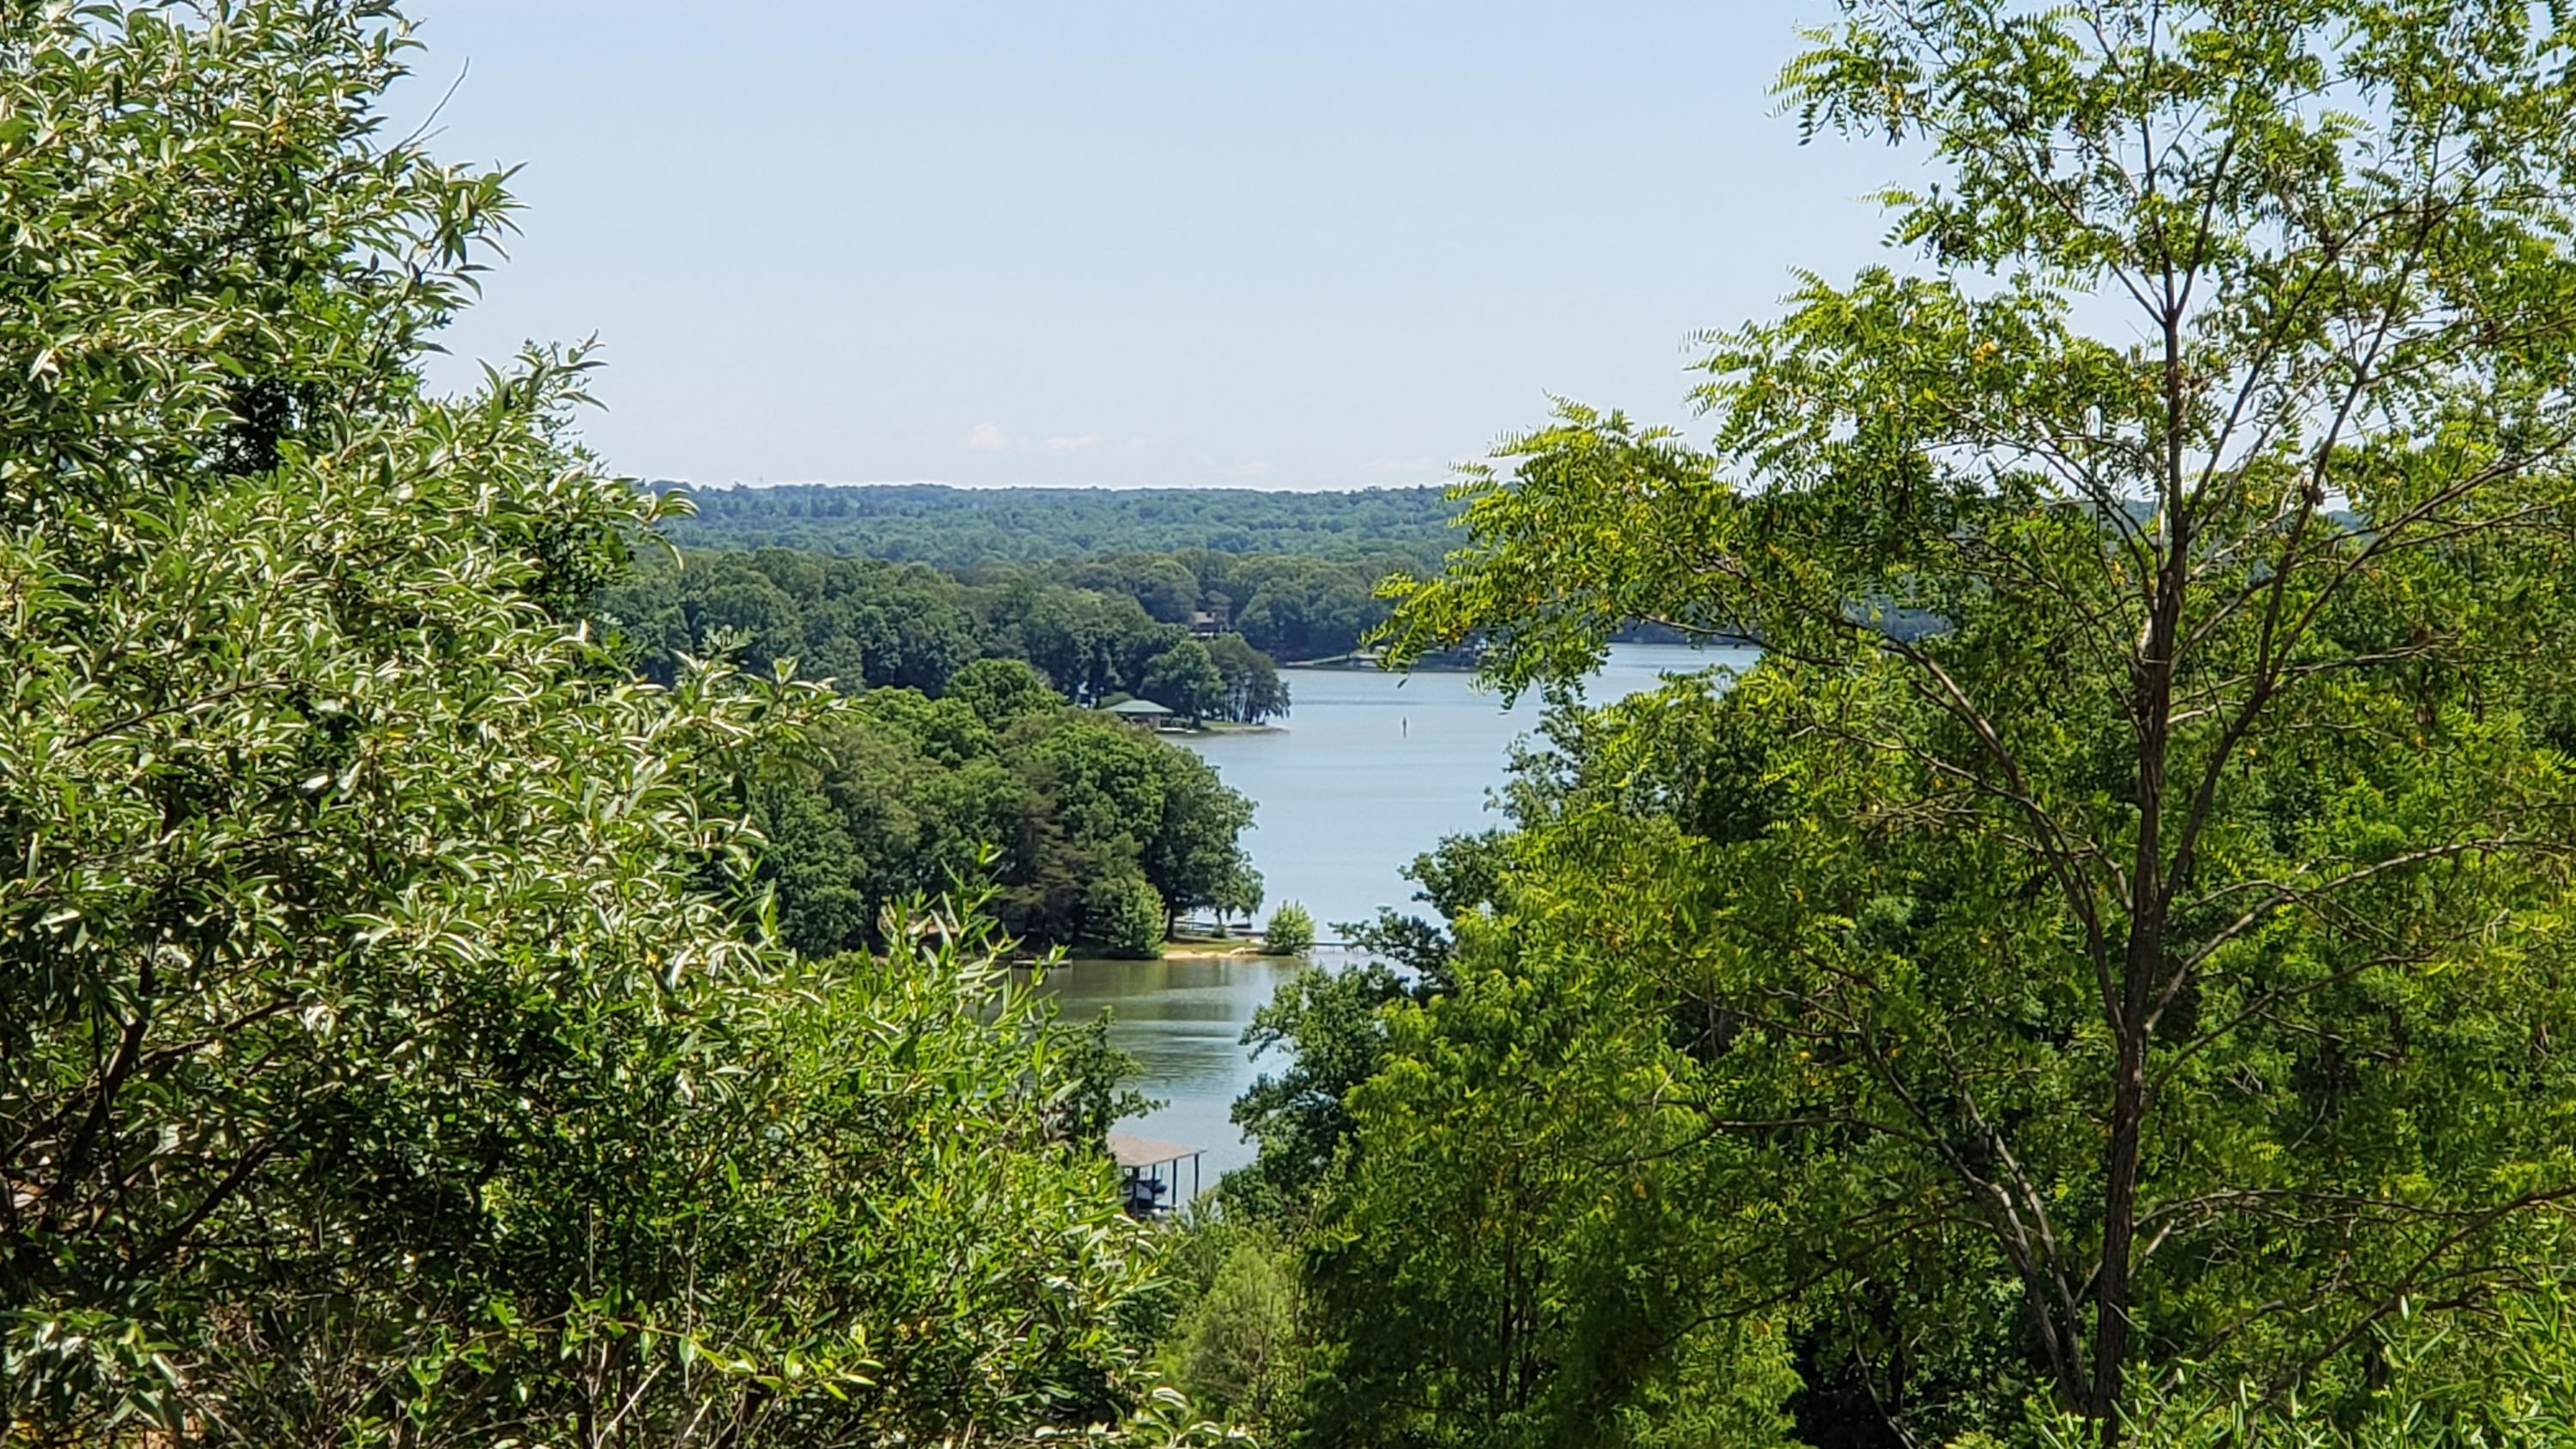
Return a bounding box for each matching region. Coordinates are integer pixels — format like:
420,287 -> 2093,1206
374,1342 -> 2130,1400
655,480 -> 1463,570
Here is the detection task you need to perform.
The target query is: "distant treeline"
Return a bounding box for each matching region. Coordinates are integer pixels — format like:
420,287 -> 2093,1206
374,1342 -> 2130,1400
660,482 -> 1461,567
598,549 -> 1290,721
615,538 -> 1413,672
653,484 -> 1945,661
988,550 -> 1407,663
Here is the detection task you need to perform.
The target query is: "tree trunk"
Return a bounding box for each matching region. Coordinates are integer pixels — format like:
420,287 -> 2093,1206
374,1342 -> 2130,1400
2094,314 -> 2191,1446
2093,1011 -> 2149,1443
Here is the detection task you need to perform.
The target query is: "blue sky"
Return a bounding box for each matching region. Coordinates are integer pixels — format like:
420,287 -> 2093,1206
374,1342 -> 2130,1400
392,3 -> 1910,490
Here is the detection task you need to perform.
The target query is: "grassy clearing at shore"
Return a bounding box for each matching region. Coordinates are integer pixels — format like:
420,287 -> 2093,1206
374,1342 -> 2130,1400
1159,936 -> 1271,960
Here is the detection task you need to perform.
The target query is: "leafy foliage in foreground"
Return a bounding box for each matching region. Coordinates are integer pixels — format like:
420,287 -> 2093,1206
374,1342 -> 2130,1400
1195,0 -> 2576,1444
0,4 -> 1224,1442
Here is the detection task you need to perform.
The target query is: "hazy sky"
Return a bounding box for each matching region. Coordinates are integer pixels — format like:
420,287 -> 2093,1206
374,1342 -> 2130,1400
391,3 -> 1911,490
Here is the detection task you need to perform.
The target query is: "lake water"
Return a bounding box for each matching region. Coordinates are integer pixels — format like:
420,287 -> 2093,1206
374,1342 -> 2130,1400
1036,643 -> 1755,1195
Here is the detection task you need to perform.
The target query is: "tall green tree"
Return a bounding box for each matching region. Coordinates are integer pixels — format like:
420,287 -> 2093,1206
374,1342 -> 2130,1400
1206,631 -> 1292,724
1144,750 -> 1259,927
1141,639 -> 1228,723
1386,2 -> 2576,1440
0,6 -> 1230,1443
948,654 -> 1064,730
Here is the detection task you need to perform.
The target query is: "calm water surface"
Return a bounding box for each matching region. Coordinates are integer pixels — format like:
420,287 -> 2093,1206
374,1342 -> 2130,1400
1037,643 -> 1755,1193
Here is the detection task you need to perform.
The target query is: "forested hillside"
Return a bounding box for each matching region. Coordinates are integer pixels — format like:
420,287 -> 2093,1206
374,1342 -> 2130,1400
586,556 -> 1270,959
646,491 -> 1425,666
738,657 -> 1262,961
664,480 -> 1455,566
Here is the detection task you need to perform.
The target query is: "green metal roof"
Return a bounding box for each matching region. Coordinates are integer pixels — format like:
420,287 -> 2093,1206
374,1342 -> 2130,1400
1103,697 -> 1175,715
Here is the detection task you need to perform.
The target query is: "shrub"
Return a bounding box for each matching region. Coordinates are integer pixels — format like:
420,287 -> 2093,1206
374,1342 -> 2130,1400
1262,902 -> 1316,956
1157,1227 -> 1306,1435
1093,876 -> 1168,959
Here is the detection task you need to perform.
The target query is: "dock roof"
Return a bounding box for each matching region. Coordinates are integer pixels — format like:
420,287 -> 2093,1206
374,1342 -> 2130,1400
1107,1132 -> 1202,1169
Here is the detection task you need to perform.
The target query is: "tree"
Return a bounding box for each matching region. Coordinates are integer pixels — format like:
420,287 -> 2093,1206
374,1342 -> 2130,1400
1156,1227 -> 1309,1437
685,563 -> 807,676
1224,842 -> 1493,1220
1223,962 -> 1412,1221
598,544 -> 1297,721
1232,562 -> 1386,661
854,683 -> 993,766
750,748 -> 881,957
1298,941 -> 1803,1449
733,691 -> 1261,958
1144,748 -> 1259,929
1049,1006 -> 1164,1145
0,7 -> 1223,1441
947,654 -> 1064,729
1214,863 -> 1266,937
1067,554 -> 1204,624
1385,2 -> 2576,1440
1092,875 -> 1169,959
1261,903 -> 1315,957
665,482 -> 1458,567
1207,632 -> 1291,724
1142,639 -> 1228,723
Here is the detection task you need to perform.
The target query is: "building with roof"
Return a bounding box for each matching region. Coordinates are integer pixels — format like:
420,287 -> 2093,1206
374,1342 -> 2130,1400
1103,697 -> 1182,731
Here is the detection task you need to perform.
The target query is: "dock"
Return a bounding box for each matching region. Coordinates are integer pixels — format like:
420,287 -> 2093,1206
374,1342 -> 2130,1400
1108,1132 -> 1204,1219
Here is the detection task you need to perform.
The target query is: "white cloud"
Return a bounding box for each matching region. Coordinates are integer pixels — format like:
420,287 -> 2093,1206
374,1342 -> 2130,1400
1042,434 -> 1103,455
963,421 -> 1014,452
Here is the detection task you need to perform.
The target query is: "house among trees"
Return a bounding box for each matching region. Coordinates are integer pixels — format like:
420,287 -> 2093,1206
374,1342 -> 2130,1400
1187,594 -> 1233,638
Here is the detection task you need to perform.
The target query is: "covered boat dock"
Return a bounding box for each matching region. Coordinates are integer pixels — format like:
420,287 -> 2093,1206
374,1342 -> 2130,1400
1107,1132 -> 1203,1219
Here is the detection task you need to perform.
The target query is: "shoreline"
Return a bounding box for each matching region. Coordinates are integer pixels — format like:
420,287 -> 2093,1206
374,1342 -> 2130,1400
1016,938 -> 1291,969
1285,652 -> 1478,673
1158,938 -> 1274,961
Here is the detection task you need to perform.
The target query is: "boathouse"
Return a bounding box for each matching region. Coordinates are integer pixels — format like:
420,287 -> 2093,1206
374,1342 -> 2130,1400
1103,697 -> 1181,731
1107,1132 -> 1204,1219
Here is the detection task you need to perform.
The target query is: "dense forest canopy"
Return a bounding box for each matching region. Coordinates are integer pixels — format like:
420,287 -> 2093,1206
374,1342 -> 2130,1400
996,549 -> 1413,664
663,481 -> 1457,568
590,549 -> 1270,959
